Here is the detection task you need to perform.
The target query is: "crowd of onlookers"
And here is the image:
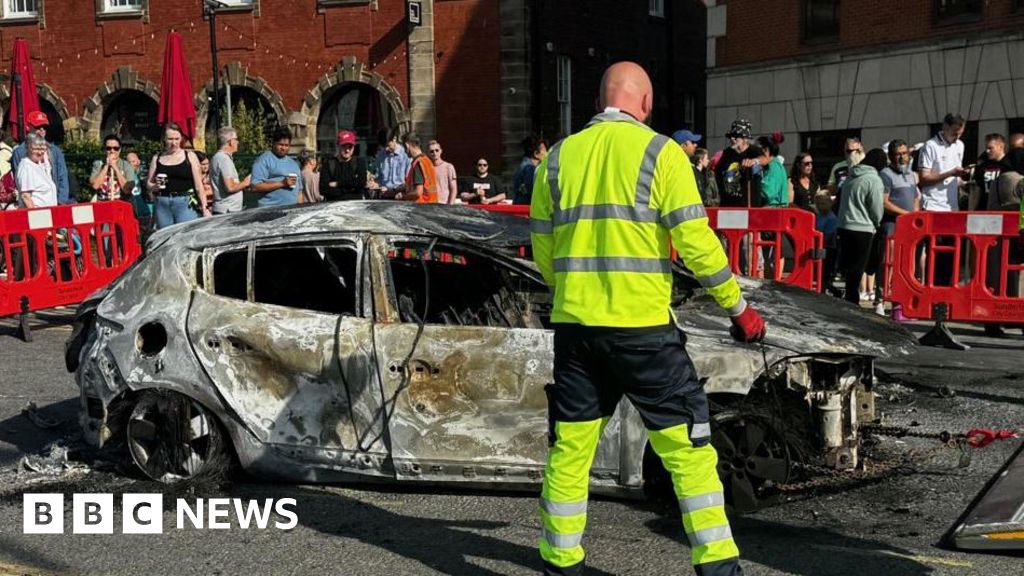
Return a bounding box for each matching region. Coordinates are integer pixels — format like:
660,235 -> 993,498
4,108 -> 1023,333
0,111 -> 551,230
673,114 -> 1024,330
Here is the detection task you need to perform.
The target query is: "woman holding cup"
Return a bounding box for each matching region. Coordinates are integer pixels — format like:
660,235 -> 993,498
147,122 -> 209,229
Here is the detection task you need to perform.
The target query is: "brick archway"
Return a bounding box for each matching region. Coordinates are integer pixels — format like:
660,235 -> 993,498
0,82 -> 71,126
299,55 -> 410,151
79,67 -> 160,141
194,62 -> 287,146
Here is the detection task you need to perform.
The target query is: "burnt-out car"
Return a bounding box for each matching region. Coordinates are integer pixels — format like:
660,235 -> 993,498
66,202 -> 914,510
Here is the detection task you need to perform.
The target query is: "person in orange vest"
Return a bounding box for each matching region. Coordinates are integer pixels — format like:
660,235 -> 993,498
398,134 -> 437,203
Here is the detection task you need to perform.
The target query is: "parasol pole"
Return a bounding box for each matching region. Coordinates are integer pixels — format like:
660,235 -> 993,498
14,72 -> 24,141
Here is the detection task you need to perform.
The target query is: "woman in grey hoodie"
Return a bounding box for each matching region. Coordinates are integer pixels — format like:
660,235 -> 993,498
837,148 -> 887,305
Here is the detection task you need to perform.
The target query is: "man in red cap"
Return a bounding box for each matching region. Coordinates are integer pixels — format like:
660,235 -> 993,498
319,129 -> 369,202
11,110 -> 71,204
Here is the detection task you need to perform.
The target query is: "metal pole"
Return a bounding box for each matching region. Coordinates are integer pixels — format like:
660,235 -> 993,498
226,81 -> 232,126
13,73 -> 24,141
208,6 -> 221,134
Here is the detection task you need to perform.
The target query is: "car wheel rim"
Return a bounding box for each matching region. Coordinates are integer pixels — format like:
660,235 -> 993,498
127,392 -> 221,483
711,412 -> 791,513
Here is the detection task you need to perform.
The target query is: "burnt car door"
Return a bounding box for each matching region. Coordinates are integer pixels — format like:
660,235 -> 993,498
187,235 -> 387,472
368,235 -> 642,488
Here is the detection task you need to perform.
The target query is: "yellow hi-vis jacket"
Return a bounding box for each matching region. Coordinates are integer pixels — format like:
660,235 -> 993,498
529,109 -> 746,327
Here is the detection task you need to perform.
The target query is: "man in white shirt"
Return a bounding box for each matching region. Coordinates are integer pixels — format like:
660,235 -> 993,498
917,113 -> 969,212
917,113 -> 971,287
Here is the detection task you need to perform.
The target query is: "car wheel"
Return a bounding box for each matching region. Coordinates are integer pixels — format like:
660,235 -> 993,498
126,390 -> 228,483
711,411 -> 791,513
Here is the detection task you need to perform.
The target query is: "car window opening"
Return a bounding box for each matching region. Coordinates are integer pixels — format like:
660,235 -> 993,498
213,250 -> 247,300
388,242 -> 550,329
254,245 -> 359,315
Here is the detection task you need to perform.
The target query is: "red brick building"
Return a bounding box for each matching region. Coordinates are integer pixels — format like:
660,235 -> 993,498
704,0 -> 1024,173
0,0 -> 705,177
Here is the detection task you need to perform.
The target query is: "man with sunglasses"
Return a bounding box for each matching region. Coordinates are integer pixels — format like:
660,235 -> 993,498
89,134 -> 136,202
11,110 -> 71,204
427,140 -> 458,204
459,157 -> 504,204
321,130 -> 369,202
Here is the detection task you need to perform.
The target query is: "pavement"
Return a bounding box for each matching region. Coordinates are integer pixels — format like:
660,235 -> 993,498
0,310 -> 1022,575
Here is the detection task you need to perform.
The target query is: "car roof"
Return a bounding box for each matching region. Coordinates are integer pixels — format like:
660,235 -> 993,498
147,201 -> 532,251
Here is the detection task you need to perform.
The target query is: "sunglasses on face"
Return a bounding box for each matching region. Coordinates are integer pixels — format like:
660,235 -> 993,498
105,146 -> 120,151
801,161 -> 813,165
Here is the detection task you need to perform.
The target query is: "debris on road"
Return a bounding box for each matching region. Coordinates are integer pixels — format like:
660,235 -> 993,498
21,401 -> 63,429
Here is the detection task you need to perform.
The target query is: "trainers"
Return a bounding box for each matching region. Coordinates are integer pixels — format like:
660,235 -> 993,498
891,305 -> 909,323
874,303 -> 886,316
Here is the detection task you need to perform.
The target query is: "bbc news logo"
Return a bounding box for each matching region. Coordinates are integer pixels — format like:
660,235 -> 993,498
23,494 -> 298,534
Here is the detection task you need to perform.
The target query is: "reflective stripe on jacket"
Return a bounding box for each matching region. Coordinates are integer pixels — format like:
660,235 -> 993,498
529,109 -> 745,327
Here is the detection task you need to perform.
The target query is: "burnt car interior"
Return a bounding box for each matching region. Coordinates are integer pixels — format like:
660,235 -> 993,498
387,240 -> 550,329
212,243 -> 360,316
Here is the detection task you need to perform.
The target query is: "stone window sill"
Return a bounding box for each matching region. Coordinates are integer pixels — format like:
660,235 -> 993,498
96,9 -> 145,21
0,15 -> 40,25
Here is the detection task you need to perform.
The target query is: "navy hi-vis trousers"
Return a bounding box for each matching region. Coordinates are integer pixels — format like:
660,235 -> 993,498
540,324 -> 742,576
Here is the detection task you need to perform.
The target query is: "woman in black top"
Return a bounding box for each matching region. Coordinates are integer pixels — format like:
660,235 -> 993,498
147,122 -> 207,229
788,152 -> 819,211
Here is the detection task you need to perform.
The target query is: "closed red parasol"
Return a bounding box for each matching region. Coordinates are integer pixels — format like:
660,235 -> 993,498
6,38 -> 41,141
157,31 -> 197,141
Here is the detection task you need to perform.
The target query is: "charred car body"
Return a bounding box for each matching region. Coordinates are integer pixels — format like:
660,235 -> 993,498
66,202 -> 914,510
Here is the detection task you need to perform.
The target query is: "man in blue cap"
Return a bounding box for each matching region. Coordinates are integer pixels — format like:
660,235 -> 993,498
671,129 -> 702,159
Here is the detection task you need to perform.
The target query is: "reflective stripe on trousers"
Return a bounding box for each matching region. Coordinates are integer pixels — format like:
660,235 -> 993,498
539,419 -> 606,571
649,422 -> 741,569
541,419 -> 741,574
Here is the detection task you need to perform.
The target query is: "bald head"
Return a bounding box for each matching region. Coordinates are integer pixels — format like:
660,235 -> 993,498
599,62 -> 653,123
1010,132 -> 1024,150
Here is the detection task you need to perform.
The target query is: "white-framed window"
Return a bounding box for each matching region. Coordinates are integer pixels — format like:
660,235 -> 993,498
103,0 -> 142,12
649,0 -> 664,18
556,56 -> 572,136
4,0 -> 39,18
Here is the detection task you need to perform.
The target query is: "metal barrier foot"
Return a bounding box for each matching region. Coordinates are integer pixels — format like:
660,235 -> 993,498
16,296 -> 32,343
918,304 -> 968,350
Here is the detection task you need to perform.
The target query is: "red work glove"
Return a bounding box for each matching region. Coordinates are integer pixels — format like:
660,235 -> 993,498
730,305 -> 766,343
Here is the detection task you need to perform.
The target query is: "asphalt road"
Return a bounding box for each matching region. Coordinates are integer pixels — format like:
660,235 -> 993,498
0,311 -> 1022,576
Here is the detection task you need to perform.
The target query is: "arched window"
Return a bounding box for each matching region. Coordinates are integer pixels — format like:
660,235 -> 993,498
101,90 -> 160,145
205,86 -> 280,152
317,83 -> 395,158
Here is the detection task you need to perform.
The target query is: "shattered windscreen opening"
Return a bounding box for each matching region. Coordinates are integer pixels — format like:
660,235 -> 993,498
387,241 -> 549,329
253,244 -> 360,316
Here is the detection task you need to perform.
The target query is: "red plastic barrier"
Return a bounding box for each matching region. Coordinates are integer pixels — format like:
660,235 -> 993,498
469,204 -> 824,291
886,211 -> 1024,323
468,203 -> 529,218
0,202 -> 141,317
705,208 -> 823,291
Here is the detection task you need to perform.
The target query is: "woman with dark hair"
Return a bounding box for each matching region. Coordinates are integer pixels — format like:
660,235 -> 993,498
789,152 -> 818,211
837,148 -> 886,305
146,122 -> 208,228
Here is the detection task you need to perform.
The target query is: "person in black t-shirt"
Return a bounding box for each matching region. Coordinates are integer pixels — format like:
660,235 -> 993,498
320,130 -> 368,202
974,133 -> 1013,211
459,157 -> 505,204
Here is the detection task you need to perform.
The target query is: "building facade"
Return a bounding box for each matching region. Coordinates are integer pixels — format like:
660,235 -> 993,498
0,0 -> 705,177
0,0 -> 503,173
704,0 -> 1024,175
